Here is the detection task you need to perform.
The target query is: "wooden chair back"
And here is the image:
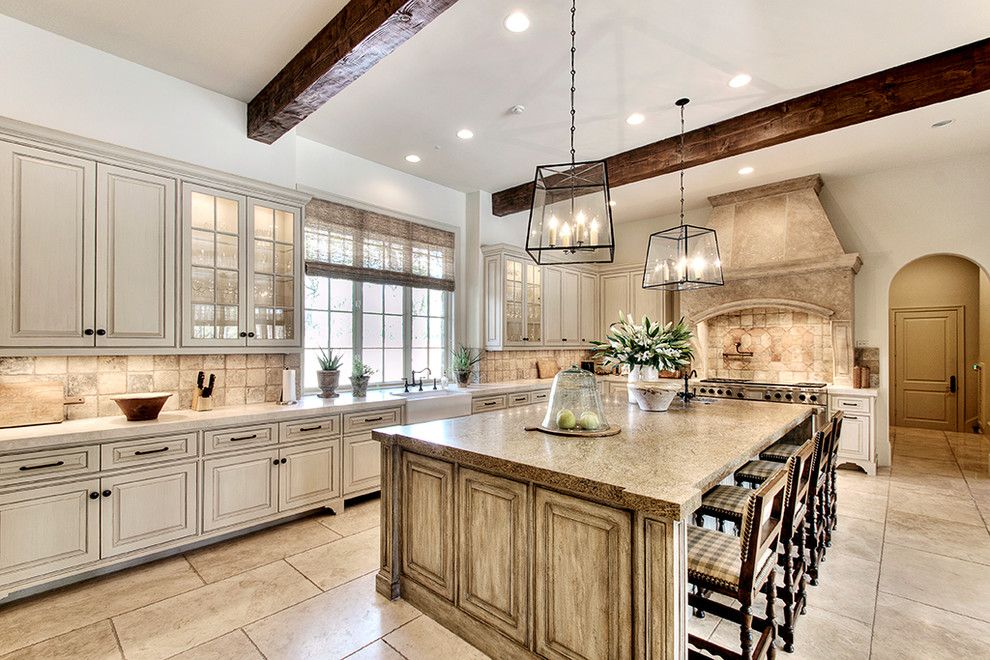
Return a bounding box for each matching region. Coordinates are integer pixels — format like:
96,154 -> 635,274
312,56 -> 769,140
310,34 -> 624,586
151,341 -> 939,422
781,438 -> 815,534
738,467 -> 787,592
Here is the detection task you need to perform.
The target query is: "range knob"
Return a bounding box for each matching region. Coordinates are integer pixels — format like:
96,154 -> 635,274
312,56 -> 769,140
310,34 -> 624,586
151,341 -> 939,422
738,392 -> 745,398
764,394 -> 771,400
799,394 -> 807,402
716,389 -> 724,395
785,393 -> 793,401
725,389 -> 732,396
774,393 -> 782,400
810,395 -> 818,402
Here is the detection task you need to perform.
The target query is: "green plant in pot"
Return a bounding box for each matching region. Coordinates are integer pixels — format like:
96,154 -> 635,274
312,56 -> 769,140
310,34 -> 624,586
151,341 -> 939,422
350,356 -> 376,398
451,345 -> 482,387
315,347 -> 344,398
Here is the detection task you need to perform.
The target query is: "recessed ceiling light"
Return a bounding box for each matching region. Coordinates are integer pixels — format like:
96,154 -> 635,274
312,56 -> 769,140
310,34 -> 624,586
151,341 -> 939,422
626,113 -> 645,126
508,104 -> 526,115
504,11 -> 530,33
931,119 -> 954,128
456,129 -> 474,140
405,154 -> 421,163
738,166 -> 754,175
728,73 -> 752,88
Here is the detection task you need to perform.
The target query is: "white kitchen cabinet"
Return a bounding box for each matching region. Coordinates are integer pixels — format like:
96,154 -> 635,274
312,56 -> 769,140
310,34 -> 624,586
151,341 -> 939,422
343,433 -> 381,495
828,390 -> 877,475
599,268 -> 669,336
579,273 -> 598,343
100,463 -> 197,558
246,198 -> 300,347
543,266 -> 562,345
0,478 -> 100,586
0,142 -> 96,347
560,269 -> 581,344
278,439 -> 340,511
202,449 -> 280,532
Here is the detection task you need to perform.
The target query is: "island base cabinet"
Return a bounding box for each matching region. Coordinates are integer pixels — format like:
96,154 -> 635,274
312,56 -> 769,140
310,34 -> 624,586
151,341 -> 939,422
401,453 -> 455,601
344,433 -> 381,495
100,463 -> 197,558
278,440 -> 340,512
202,449 -> 279,532
534,488 -> 633,660
0,479 -> 100,587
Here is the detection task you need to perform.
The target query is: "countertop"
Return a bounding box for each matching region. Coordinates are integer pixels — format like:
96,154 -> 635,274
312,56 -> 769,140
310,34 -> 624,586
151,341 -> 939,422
825,386 -> 879,397
375,398 -> 813,519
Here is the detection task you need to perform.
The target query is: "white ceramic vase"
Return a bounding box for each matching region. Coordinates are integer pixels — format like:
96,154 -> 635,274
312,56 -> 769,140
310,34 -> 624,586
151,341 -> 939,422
626,365 -> 640,403
628,380 -> 681,412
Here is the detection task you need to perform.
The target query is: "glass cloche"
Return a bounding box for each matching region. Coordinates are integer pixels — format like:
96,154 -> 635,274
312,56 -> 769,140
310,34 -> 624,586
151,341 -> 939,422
539,365 -> 613,434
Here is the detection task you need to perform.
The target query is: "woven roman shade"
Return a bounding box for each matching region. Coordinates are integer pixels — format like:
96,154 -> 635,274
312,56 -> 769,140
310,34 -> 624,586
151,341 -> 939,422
304,198 -> 455,292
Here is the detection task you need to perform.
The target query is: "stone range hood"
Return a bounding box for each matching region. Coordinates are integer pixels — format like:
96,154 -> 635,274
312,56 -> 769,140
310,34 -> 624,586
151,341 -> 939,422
679,174 -> 862,387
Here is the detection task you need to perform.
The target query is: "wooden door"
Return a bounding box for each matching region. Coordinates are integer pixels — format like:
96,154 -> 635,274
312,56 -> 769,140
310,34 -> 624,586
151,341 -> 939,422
343,432 -> 381,495
278,439 -> 340,511
246,198 -> 300,348
534,488 -> 632,660
96,164 -> 176,347
458,469 -> 529,645
100,463 -> 197,558
600,273 -> 630,336
543,266 -> 563,345
0,478 -> 100,586
579,273 -> 598,344
202,449 -> 278,531
0,142 -> 96,347
181,183 -> 247,348
401,452 -> 455,601
560,270 -> 580,343
893,308 -> 960,430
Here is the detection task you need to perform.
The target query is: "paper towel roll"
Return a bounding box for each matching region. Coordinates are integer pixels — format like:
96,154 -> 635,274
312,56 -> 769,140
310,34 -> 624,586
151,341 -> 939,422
281,368 -> 297,403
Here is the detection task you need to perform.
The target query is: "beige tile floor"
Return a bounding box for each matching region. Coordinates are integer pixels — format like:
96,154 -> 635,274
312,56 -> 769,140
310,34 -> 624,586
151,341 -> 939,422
2,426 -> 988,659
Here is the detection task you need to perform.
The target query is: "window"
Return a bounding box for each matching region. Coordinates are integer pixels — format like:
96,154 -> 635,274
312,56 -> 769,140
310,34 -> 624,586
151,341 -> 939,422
361,282 -> 404,384
412,288 -> 446,378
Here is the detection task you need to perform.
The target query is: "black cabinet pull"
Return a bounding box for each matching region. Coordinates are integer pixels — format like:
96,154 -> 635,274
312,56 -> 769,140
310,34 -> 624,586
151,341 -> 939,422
272,459 -> 280,465
280,458 -> 287,464
562,338 -> 568,342
96,329 -> 106,336
483,401 -> 496,406
364,416 -> 384,423
19,460 -> 65,471
239,331 -> 248,338
248,331 -> 255,338
102,490 -> 112,497
229,434 -> 258,442
299,425 -> 322,432
134,447 -> 170,456
84,329 -> 94,336
89,492 -> 100,500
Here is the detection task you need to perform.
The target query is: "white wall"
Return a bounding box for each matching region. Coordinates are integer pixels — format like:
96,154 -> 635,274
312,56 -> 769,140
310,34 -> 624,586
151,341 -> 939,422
611,207 -> 707,268
981,271 -> 990,429
0,15 -> 296,188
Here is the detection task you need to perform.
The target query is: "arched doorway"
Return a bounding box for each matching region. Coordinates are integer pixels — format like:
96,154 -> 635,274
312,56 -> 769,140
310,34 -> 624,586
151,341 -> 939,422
888,254 -> 989,433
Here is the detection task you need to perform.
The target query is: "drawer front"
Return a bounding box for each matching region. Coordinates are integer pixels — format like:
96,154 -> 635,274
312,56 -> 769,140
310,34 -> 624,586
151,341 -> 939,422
342,407 -> 402,434
830,395 -> 872,414
508,392 -> 532,407
101,433 -> 198,469
531,390 -> 550,404
0,446 -> 99,486
204,424 -> 277,454
472,395 -> 507,413
279,415 -> 341,444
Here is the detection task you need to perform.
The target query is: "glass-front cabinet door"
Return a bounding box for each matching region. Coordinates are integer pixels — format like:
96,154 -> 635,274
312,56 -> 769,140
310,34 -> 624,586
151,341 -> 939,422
504,257 -> 525,344
525,263 -> 542,343
247,199 -> 300,346
182,184 -> 246,347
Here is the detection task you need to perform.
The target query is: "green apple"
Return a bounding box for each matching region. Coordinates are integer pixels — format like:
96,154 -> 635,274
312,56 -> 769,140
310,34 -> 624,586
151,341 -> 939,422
578,411 -> 600,430
555,408 -> 577,430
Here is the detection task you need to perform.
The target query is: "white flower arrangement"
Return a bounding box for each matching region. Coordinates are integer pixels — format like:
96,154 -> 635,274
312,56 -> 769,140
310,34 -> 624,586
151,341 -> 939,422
591,312 -> 694,372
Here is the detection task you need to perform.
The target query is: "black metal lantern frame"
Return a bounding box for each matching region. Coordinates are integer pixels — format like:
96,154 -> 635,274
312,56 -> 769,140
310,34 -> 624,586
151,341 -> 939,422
642,223 -> 724,291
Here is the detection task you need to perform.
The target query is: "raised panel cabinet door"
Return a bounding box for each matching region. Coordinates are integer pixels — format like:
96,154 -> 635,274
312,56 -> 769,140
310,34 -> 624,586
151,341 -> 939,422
96,164 -> 177,347
457,469 -> 529,645
401,452 -> 455,601
503,257 -> 526,345
600,273 -> 630,337
246,198 -> 301,348
836,414 -> 869,460
484,254 -> 503,349
579,273 -> 598,343
560,269 -> 580,343
344,432 -> 381,495
534,488 -> 632,660
0,142 -> 96,347
633,280 -> 664,325
181,183 -> 247,348
0,478 -> 100,587
543,266 -> 563,345
202,449 -> 278,532
100,463 -> 197,558
278,439 -> 340,511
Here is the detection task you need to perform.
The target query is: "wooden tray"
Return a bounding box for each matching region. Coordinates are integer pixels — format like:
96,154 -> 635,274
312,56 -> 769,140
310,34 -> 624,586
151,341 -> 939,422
525,425 -> 621,438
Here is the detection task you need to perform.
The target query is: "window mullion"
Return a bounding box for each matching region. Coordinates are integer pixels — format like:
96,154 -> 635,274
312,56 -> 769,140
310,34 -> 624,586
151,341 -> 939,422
352,280 -> 362,374
403,286 -> 413,381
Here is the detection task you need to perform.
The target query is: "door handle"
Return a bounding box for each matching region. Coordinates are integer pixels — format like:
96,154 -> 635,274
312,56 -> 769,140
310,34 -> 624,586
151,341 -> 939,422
949,375 -> 957,393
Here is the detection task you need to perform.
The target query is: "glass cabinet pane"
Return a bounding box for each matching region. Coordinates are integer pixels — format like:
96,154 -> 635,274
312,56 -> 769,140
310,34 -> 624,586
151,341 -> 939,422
186,189 -> 244,343
250,201 -> 296,342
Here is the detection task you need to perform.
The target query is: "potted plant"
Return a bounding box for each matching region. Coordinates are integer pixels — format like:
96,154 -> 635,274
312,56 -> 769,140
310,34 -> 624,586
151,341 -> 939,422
315,347 -> 344,398
451,345 -> 482,387
350,356 -> 375,398
591,314 -> 695,411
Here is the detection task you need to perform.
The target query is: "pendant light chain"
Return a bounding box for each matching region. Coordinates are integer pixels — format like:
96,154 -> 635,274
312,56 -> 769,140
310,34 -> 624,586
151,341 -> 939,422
678,100 -> 686,227
569,0 -> 577,168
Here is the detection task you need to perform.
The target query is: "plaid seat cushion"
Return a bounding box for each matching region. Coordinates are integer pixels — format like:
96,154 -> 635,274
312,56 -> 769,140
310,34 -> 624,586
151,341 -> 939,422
760,441 -> 803,462
698,485 -> 750,520
735,459 -> 782,484
687,526 -> 742,588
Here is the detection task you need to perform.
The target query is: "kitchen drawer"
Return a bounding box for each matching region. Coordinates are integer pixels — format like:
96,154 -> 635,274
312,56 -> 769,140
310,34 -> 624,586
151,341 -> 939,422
0,446 -> 99,486
531,390 -> 550,404
279,415 -> 341,444
472,395 -> 507,413
101,432 -> 198,469
204,424 -> 277,454
342,407 -> 402,434
830,395 -> 872,415
507,392 -> 532,407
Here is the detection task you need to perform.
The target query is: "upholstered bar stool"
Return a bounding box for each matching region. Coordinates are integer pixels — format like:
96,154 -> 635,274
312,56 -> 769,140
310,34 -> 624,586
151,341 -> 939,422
687,469 -> 788,660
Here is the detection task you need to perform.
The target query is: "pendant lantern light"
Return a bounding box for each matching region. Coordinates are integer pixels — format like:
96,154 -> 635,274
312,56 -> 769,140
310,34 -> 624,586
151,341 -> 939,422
525,0 -> 615,265
642,99 -> 724,291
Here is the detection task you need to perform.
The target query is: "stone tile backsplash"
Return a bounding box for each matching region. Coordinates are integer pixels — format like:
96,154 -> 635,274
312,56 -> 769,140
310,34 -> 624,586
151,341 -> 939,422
478,349 -> 592,383
0,354 -> 301,420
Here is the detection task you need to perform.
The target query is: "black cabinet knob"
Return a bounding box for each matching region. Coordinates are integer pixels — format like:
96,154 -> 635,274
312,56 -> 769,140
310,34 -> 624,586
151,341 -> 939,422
89,491 -> 100,500
248,332 -> 255,338
102,490 -> 111,497
95,329 -> 106,336
272,459 -> 279,465
239,331 -> 248,338
84,329 -> 94,336
280,458 -> 287,464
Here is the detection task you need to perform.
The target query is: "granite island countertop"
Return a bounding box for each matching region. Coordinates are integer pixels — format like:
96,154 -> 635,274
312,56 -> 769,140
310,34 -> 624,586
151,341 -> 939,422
375,397 -> 813,519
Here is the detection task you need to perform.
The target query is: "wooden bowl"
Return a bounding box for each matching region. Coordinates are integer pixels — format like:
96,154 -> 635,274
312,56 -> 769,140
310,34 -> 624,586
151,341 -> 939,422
110,392 -> 173,421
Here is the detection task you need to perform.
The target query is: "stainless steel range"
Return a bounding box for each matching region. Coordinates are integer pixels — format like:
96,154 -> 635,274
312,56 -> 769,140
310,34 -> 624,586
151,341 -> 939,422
696,378 -> 827,406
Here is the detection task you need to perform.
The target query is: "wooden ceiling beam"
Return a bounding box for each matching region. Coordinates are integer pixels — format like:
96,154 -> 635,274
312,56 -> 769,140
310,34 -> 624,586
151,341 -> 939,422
491,38 -> 990,216
248,0 -> 461,144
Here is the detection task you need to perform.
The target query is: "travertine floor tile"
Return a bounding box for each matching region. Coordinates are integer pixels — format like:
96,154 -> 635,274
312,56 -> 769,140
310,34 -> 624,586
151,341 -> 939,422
707,606 -> 870,659
871,592 -> 990,660
113,561 -> 319,660
0,557 -> 202,655
886,483 -> 985,526
185,517 -> 342,583
836,471 -> 890,497
887,472 -> 971,497
169,630 -> 262,660
880,544 -> 990,622
884,509 -> 990,565
318,496 -> 381,537
809,549 -> 879,624
244,573 -> 419,660
827,516 -> 884,562
286,527 -> 380,590
0,620 -> 121,660
836,489 -> 887,523
384,616 -> 489,659
346,639 -> 405,659
890,455 -> 962,478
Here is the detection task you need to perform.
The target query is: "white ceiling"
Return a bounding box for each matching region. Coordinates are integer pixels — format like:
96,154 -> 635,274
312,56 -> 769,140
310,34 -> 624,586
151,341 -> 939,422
2,0 -> 989,224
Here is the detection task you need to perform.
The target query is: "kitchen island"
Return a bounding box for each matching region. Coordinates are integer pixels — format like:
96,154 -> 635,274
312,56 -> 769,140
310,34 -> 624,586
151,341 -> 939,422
373,397 -> 814,659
